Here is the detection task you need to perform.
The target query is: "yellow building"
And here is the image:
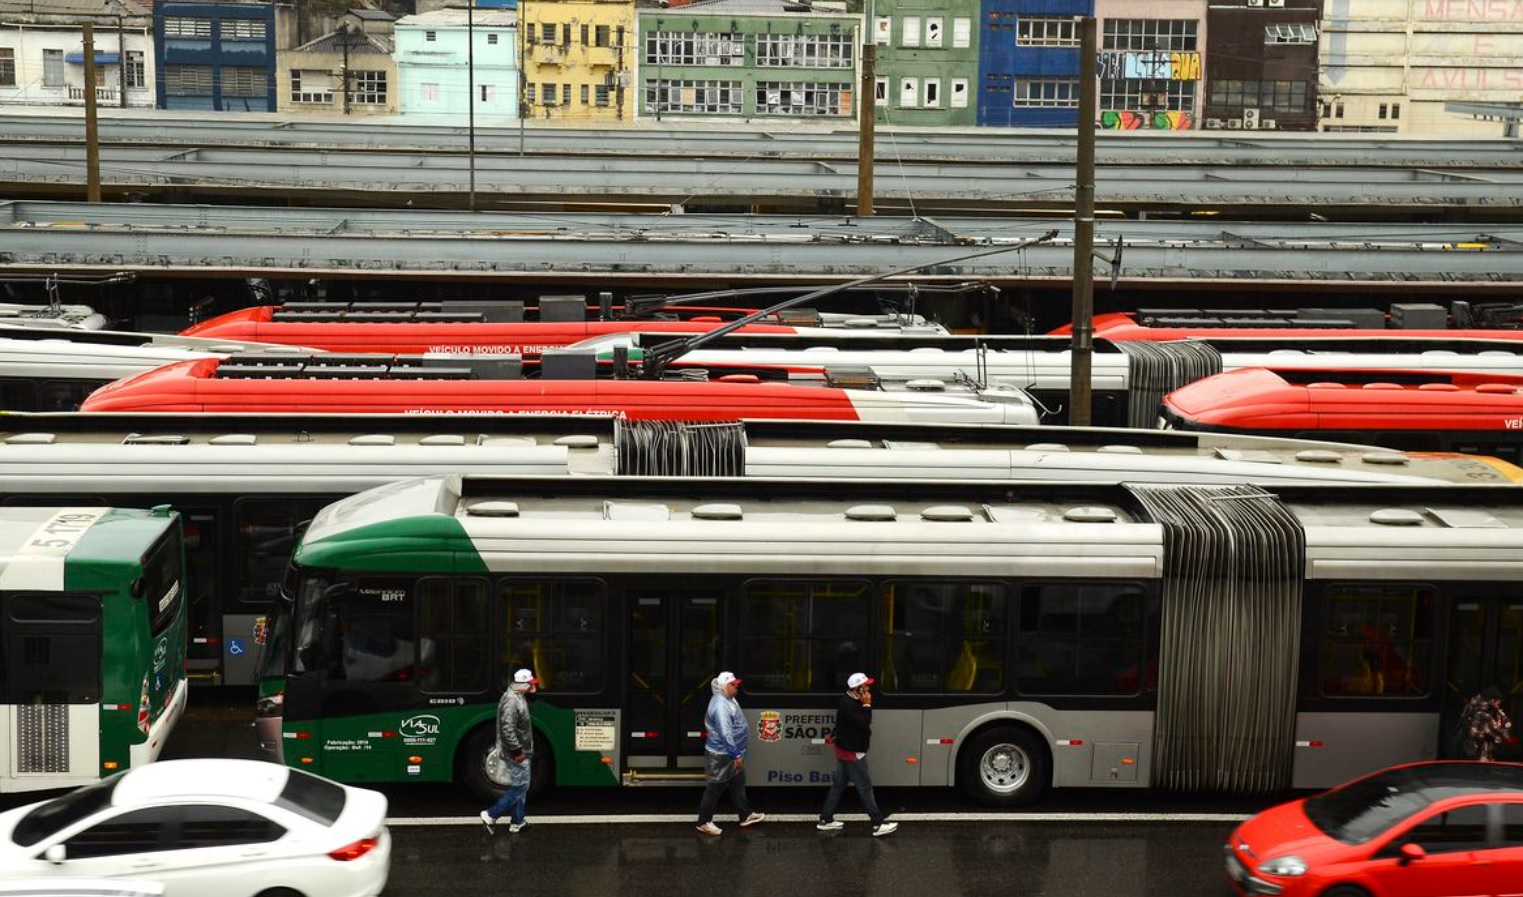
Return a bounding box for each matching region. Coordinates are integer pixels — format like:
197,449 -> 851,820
519,0 -> 636,123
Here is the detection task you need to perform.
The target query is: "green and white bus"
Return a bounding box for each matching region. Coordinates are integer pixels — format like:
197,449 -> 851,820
259,474 -> 1523,805
1,505 -> 188,793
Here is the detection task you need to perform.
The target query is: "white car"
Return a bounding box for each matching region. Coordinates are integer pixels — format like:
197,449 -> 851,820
0,759 -> 389,897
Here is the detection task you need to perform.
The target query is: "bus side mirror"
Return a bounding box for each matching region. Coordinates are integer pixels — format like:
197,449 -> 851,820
1399,842 -> 1427,865
44,843 -> 67,864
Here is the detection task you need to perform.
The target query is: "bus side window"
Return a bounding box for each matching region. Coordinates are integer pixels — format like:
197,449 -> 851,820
418,577 -> 490,694
234,498 -> 328,610
1318,584 -> 1434,698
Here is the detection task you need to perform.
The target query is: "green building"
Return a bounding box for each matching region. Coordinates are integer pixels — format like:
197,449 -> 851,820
870,0 -> 979,127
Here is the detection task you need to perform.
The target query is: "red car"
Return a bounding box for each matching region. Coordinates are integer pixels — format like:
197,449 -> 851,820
1224,761 -> 1523,897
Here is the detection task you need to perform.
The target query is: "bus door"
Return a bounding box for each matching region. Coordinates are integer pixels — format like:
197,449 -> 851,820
1444,593 -> 1523,761
624,589 -> 720,775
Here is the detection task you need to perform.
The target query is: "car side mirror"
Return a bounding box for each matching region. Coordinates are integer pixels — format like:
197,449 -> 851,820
1399,842 -> 1427,865
44,843 -> 66,864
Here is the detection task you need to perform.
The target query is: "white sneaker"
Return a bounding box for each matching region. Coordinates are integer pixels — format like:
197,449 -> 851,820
816,820 -> 844,832
739,812 -> 766,827
872,821 -> 898,837
695,822 -> 723,836
478,810 -> 495,832
508,820 -> 527,833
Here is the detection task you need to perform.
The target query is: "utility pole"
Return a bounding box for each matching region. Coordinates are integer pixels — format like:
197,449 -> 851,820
1068,15 -> 1096,425
114,6 -> 127,108
467,0 -> 477,211
856,41 -> 875,217
83,23 -> 101,202
341,25 -> 352,115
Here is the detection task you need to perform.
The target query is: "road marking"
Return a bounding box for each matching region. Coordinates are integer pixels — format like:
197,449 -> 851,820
387,811 -> 1251,827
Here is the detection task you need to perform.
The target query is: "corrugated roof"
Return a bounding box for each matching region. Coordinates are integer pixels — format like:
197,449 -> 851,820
295,29 -> 395,54
396,8 -> 517,27
0,0 -> 150,18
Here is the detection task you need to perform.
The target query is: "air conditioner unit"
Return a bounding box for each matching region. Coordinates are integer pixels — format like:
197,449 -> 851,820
1226,119 -> 1242,129
1204,118 -> 1224,129
1261,119 -> 1277,129
1243,108 -> 1260,129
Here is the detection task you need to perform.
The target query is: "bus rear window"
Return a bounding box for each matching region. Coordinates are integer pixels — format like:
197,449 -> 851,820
275,767 -> 347,826
142,527 -> 184,638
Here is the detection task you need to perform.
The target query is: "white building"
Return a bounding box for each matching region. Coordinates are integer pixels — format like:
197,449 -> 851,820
0,0 -> 155,109
394,8 -> 519,119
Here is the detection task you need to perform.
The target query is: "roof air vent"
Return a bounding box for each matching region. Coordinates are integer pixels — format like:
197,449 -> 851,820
466,500 -> 520,517
845,504 -> 897,521
1063,506 -> 1118,523
349,435 -> 396,446
1360,452 -> 1410,465
1370,508 -> 1425,526
1294,449 -> 1343,464
4,433 -> 55,445
209,434 -> 258,446
922,505 -> 974,522
693,503 -> 744,520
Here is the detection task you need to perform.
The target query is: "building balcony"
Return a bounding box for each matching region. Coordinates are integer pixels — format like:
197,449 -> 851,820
68,86 -> 120,103
532,44 -> 567,64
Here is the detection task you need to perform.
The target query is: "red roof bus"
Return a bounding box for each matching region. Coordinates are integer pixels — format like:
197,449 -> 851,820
179,302 -> 944,355
1159,367 -> 1523,463
1054,311 -> 1523,344
77,354 -> 1040,424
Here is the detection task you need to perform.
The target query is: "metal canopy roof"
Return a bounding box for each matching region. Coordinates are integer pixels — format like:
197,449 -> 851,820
4,200 -> 1520,288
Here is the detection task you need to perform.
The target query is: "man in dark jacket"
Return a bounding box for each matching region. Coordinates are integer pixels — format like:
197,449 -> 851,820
816,672 -> 897,836
481,668 -> 537,833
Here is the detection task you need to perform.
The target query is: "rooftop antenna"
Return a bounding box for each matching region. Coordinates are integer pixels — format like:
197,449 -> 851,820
641,230 -> 1059,379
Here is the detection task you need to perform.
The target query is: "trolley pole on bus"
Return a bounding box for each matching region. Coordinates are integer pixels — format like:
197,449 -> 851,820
1068,15 -> 1097,426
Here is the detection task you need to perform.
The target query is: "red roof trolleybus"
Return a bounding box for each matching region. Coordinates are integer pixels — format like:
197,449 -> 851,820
1159,367 -> 1523,463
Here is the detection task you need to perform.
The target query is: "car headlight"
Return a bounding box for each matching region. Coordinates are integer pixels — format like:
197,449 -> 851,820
1259,856 -> 1308,877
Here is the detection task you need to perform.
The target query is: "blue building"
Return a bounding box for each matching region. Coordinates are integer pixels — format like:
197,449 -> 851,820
978,0 -> 1092,128
155,1 -> 285,111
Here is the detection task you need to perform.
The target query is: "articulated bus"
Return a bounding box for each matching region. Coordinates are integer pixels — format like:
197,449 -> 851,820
260,474 -> 1523,805
1,504 -> 186,793
2,410 -> 1515,688
596,330 -> 1523,428
1160,367 -> 1523,463
77,354 -> 1043,424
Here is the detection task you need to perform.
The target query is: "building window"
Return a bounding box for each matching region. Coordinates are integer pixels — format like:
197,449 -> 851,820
0,48 -> 14,87
1391,102 -> 1400,120
925,17 -> 943,48
755,34 -> 854,69
290,70 -> 334,104
1378,103 -> 1388,120
220,19 -> 267,41
1207,79 -> 1308,113
594,83 -> 611,107
424,31 -> 436,42
42,49 -> 63,87
1101,79 -> 1196,111
352,71 -> 386,105
1265,23 -> 1317,44
874,75 -> 887,102
595,24 -> 612,47
899,76 -> 918,108
644,32 -> 745,66
1102,19 -> 1197,52
950,77 -> 969,108
923,77 -> 940,108
643,79 -> 744,114
540,23 -> 557,44
539,81 -> 556,104
223,67 -> 267,97
581,83 -> 589,105
561,83 -> 571,106
162,17 -> 212,38
421,82 -> 439,102
1013,78 -> 1080,108
952,17 -> 971,49
902,16 -> 920,47
163,64 -> 212,95
1017,15 -> 1079,47
125,50 -> 144,89
756,80 -> 850,116
487,33 -> 499,45
874,16 -> 891,45
479,83 -> 494,103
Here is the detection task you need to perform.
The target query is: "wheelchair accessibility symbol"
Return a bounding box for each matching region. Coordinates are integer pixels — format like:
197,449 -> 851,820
228,639 -> 246,656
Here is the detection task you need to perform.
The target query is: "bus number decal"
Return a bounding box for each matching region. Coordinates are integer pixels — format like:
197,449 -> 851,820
22,509 -> 104,554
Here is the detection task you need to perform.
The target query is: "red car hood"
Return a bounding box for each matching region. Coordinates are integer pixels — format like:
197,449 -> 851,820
1233,799 -> 1352,866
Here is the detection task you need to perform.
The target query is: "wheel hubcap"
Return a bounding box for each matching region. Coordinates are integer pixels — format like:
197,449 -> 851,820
980,743 -> 1030,795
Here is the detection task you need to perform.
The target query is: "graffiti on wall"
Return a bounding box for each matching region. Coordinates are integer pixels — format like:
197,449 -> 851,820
1096,51 -> 1202,81
1099,109 -> 1195,130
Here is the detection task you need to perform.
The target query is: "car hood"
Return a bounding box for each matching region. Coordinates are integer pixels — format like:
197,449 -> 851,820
1233,799 -> 1350,865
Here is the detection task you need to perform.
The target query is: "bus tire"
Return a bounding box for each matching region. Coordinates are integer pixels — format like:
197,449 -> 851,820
255,889 -> 305,897
457,724 -> 556,803
958,725 -> 1048,807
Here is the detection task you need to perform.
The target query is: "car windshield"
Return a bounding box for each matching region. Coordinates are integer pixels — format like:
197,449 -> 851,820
1303,767 -> 1430,844
275,766 -> 347,826
11,773 -> 124,847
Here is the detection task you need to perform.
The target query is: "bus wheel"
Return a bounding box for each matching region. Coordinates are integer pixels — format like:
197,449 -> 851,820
458,725 -> 505,804
958,726 -> 1048,807
255,889 -> 305,897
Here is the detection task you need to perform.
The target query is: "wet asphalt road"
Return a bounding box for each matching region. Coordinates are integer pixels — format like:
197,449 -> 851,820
151,691 -> 1249,897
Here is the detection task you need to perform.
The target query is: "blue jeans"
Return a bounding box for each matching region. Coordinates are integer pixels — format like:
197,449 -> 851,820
486,756 -> 530,824
820,754 -> 885,825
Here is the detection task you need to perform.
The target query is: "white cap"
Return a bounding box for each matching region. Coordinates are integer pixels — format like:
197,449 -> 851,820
715,671 -> 742,688
847,672 -> 875,689
514,668 -> 538,685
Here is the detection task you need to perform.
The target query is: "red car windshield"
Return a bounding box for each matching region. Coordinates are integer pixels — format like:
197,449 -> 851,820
1304,763 -> 1523,844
